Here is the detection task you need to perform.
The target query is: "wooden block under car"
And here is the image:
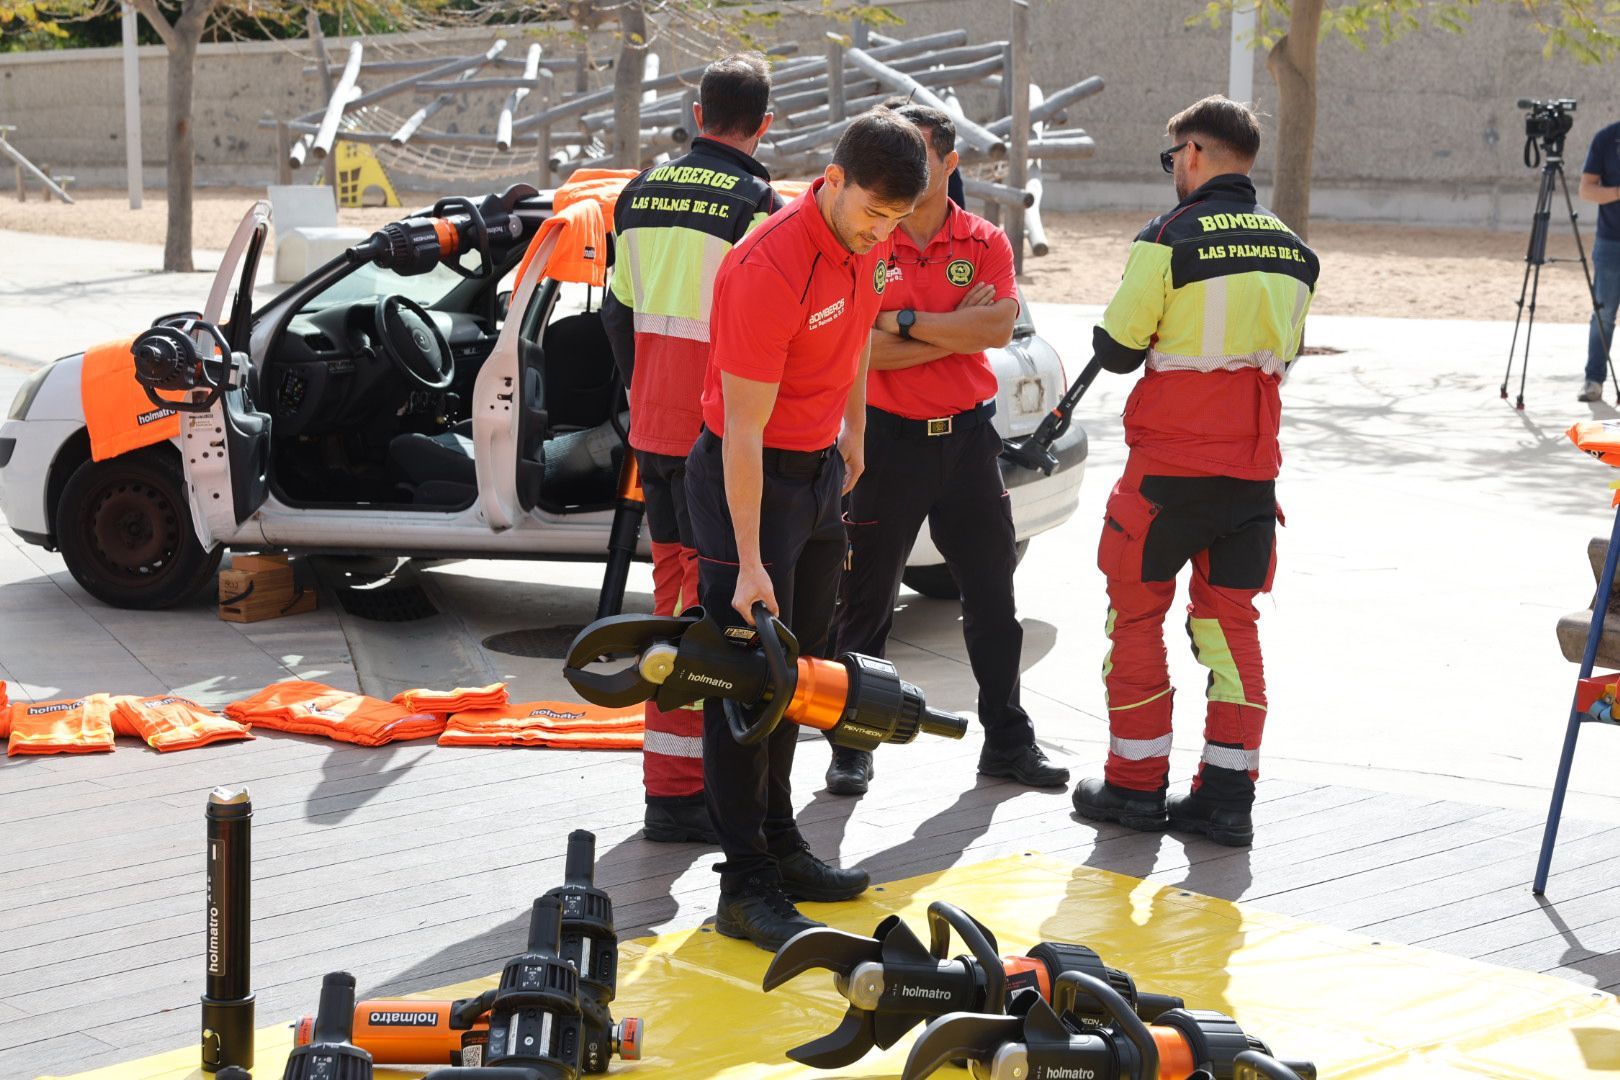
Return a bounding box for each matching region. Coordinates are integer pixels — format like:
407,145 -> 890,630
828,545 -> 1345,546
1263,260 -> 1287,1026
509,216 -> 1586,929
218,555 -> 317,623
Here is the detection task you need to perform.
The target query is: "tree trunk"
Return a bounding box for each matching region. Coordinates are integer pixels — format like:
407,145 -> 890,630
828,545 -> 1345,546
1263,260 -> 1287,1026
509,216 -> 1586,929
612,1 -> 647,169
1264,0 -> 1322,241
161,2 -> 212,273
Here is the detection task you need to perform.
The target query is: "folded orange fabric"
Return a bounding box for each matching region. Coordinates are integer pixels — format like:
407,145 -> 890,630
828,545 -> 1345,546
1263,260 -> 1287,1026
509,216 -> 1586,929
227,680 -> 443,746
81,335 -> 186,462
438,700 -> 643,750
7,694 -> 117,756
391,683 -> 510,717
113,694 -> 253,752
0,682 -> 8,738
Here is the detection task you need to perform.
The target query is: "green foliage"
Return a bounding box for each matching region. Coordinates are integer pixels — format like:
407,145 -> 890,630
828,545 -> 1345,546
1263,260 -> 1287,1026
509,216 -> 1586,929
1191,0 -> 1620,61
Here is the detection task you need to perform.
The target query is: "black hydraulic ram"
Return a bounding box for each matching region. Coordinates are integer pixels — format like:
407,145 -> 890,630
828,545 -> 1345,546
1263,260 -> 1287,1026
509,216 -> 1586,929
202,786 -> 255,1074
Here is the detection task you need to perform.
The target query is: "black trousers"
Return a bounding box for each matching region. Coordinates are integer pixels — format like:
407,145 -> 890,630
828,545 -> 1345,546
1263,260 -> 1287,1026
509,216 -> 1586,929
636,449 -> 692,547
684,429 -> 847,890
834,411 -> 1034,750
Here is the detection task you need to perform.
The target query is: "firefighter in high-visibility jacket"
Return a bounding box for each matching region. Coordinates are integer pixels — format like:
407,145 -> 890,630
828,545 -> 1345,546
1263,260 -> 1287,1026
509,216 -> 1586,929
601,54 -> 783,845
1070,96 -> 1319,848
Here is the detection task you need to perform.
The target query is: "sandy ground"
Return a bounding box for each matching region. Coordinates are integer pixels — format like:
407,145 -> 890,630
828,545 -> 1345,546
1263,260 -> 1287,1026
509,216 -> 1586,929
0,188 -> 1606,324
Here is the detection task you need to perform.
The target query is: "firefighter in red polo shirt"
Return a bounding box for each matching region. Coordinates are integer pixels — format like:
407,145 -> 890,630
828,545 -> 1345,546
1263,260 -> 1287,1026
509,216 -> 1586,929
825,104 -> 1069,797
684,110 -> 929,951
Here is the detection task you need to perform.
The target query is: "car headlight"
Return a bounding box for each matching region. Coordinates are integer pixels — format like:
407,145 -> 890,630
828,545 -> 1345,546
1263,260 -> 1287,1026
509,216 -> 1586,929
7,362 -> 54,421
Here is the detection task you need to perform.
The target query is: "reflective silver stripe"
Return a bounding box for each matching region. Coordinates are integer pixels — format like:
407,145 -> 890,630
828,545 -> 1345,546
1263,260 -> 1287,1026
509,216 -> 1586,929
1201,744 -> 1260,771
698,233 -> 730,326
632,311 -> 710,343
1146,347 -> 1287,378
643,730 -> 703,758
1110,734 -> 1172,761
1201,275 -> 1228,359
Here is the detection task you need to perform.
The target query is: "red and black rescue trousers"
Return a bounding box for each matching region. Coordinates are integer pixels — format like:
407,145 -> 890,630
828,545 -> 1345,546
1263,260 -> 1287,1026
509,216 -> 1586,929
833,405 -> 1035,750
684,428 -> 847,891
1098,453 -> 1278,810
636,449 -> 705,806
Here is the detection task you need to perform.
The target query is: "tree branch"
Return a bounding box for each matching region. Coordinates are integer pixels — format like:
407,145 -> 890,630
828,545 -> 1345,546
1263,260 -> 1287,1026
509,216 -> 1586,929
129,0 -> 178,49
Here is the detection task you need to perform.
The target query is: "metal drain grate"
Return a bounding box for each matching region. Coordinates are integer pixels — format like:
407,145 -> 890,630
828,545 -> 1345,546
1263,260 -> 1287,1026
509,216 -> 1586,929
482,625 -> 587,659
333,581 -> 439,622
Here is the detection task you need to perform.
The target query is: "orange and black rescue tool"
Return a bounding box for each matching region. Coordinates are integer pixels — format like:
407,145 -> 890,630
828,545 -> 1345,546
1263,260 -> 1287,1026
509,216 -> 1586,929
761,901 -> 1183,1069
294,831 -> 641,1073
202,786 -> 254,1075
1000,355 -> 1103,476
562,602 -> 969,748
281,972 -> 373,1080
903,972 -> 1316,1080
345,186 -> 536,280
131,317 -> 239,415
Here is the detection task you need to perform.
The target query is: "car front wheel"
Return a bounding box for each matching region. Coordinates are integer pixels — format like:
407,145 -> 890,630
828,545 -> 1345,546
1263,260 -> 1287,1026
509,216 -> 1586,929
902,540 -> 1029,602
55,452 -> 222,610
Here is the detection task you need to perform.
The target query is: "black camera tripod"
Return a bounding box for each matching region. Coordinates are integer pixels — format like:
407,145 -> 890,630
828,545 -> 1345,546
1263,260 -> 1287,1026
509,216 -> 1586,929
1502,134 -> 1618,409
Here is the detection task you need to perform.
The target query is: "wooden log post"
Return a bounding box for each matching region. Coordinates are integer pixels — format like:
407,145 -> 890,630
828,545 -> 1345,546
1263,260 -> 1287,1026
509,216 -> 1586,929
845,47 -> 1004,159
276,120 -> 293,184
1007,0 -> 1031,273
498,43 -> 543,153
538,73 -> 554,188
827,33 -> 846,123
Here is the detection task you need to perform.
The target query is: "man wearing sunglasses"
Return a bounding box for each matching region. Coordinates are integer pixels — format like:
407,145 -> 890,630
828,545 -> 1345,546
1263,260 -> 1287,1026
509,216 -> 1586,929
822,103 -> 1069,798
1070,96 -> 1318,846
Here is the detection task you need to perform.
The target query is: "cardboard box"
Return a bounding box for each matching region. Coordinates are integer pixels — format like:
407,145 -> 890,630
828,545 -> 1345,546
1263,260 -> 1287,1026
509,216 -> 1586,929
218,555 -> 317,623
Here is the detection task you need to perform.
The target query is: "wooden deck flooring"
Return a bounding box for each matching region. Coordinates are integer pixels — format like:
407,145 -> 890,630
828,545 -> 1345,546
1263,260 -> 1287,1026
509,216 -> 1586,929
3,723 -> 1618,1078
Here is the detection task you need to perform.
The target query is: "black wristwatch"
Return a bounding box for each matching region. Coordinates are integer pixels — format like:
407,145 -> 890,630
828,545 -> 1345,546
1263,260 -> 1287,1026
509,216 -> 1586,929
897,308 -> 917,340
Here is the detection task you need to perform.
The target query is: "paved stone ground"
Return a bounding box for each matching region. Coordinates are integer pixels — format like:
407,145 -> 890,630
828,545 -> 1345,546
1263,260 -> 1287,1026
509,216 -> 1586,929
5,236 -> 1620,1076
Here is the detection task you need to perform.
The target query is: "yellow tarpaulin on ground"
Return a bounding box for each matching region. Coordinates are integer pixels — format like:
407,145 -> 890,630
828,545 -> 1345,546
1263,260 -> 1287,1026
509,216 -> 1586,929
51,853 -> 1620,1079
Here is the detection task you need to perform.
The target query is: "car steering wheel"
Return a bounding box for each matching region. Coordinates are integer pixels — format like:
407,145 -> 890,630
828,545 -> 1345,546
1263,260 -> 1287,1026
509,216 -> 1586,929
374,294 -> 454,392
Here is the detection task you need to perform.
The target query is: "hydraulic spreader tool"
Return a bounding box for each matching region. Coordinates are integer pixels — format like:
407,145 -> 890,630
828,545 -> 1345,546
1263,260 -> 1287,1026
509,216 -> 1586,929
132,316 -> 240,414
293,831 -> 640,1073
345,185 -> 536,279
999,355 -> 1103,475
903,973 -> 1316,1080
563,602 -> 969,747
761,901 -> 1184,1068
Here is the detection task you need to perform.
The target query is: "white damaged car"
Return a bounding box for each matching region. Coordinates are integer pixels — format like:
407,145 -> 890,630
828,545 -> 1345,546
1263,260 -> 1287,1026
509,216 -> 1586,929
0,189 -> 1086,609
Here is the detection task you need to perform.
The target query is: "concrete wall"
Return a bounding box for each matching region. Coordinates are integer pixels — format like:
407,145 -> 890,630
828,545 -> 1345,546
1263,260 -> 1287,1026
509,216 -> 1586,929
4,1 -> 1619,226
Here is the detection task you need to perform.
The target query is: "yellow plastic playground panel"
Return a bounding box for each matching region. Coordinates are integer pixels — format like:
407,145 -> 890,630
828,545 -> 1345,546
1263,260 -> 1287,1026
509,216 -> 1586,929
53,854 -> 1620,1079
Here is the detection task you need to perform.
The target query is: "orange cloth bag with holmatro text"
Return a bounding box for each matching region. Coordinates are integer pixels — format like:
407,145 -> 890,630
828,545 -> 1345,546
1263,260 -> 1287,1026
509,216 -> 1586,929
226,680 -> 444,746
439,700 -> 643,749
7,693 -> 117,756
113,694 -> 254,752
81,336 -> 186,462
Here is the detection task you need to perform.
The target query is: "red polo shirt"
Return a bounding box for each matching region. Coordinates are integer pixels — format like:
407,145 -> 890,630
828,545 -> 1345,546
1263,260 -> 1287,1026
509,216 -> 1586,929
868,200 -> 1017,420
701,178 -> 893,451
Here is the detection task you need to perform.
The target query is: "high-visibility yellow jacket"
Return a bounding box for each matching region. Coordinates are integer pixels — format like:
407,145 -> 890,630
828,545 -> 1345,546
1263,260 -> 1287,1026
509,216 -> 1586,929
1095,173 -> 1319,479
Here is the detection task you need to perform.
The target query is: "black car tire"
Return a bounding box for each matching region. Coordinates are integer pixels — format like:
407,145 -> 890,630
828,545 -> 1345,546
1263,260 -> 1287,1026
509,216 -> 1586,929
55,451 -> 222,610
902,540 -> 1029,601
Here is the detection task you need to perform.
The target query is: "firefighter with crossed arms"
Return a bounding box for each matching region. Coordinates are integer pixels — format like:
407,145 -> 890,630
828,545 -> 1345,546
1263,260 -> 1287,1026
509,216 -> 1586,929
602,54 -> 783,845
825,102 -> 1069,797
1070,95 -> 1318,847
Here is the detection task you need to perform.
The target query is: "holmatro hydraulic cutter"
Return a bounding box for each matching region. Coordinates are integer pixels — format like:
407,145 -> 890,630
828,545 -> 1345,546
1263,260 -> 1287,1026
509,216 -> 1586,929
563,603 -> 969,748
761,901 -> 1185,1068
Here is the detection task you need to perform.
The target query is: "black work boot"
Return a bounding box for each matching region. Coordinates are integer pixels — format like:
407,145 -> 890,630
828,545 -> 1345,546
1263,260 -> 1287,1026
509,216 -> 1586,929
714,877 -> 824,952
824,747 -> 873,796
1167,791 -> 1254,847
1071,777 -> 1169,831
979,743 -> 1070,788
643,798 -> 718,844
775,838 -> 870,902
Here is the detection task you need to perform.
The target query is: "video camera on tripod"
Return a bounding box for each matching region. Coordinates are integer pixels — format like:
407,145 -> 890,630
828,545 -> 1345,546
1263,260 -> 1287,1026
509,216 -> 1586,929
1501,94 -> 1617,409
1519,97 -> 1578,166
